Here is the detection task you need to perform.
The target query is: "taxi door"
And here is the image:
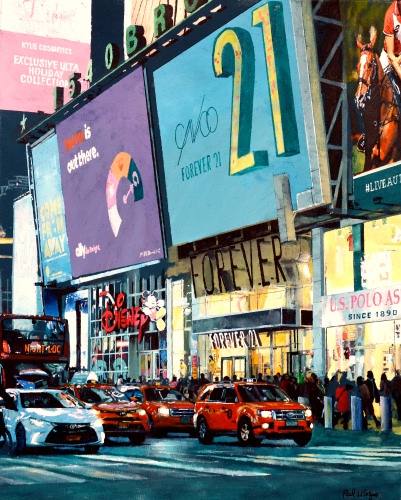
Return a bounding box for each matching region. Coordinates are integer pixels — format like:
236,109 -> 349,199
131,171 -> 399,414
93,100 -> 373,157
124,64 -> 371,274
207,387 -> 237,432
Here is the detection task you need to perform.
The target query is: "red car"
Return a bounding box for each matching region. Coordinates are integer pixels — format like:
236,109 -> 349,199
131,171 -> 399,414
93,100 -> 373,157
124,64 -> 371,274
62,383 -> 150,445
194,381 -> 313,446
123,385 -> 195,437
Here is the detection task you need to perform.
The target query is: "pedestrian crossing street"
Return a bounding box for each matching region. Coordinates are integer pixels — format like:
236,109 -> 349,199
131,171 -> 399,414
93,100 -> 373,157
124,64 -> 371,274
0,445 -> 401,486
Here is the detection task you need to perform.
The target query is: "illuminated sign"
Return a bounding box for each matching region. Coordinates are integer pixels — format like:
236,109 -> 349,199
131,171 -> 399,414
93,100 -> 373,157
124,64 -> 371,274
12,195 -> 42,314
322,284 -> 401,327
100,290 -> 166,342
345,2 -> 401,207
0,0 -> 91,113
190,235 -> 311,297
31,134 -> 72,285
100,291 -> 148,337
209,329 -> 261,349
150,0 -> 330,246
57,69 -> 164,278
24,342 -> 62,355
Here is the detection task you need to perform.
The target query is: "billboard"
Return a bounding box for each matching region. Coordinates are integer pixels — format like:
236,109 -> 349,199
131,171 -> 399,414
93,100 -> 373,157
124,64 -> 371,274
346,1 -> 401,209
56,68 -> 164,278
149,0 -> 330,246
12,194 -> 42,315
0,0 -> 91,113
31,134 -> 72,285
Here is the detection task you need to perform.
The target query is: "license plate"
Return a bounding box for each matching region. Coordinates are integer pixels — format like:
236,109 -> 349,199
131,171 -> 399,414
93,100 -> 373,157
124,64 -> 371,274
286,420 -> 298,427
119,421 -> 129,428
180,416 -> 191,424
66,434 -> 81,442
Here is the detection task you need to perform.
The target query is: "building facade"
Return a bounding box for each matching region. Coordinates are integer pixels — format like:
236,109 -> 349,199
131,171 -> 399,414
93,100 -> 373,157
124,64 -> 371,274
17,0 -> 401,390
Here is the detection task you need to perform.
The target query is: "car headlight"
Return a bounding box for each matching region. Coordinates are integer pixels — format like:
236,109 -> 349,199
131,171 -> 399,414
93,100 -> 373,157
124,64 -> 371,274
257,410 -> 273,419
158,407 -> 170,417
137,408 -> 147,416
29,417 -> 51,427
305,409 -> 312,418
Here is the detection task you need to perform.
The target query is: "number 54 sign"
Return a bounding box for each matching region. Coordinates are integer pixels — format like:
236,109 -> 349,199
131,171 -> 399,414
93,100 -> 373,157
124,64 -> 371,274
151,0 -> 330,247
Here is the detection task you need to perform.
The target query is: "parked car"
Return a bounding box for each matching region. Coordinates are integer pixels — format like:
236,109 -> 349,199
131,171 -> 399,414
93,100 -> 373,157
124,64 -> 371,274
62,383 -> 150,445
124,385 -> 195,437
194,381 -> 313,446
0,388 -> 104,454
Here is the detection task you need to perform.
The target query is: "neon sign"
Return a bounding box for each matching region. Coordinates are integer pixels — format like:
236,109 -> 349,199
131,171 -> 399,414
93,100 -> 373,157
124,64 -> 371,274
100,291 -> 148,339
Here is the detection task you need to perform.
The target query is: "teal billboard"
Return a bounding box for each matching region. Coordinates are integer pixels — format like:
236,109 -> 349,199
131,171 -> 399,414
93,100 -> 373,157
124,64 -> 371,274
150,0 -> 330,246
31,134 -> 72,285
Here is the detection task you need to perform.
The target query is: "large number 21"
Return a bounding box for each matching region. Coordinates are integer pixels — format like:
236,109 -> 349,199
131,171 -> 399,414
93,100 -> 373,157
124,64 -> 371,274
213,2 -> 299,176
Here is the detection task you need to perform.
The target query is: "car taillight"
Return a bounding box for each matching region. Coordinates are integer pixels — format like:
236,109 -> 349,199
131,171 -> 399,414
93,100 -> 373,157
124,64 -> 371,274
2,341 -> 10,353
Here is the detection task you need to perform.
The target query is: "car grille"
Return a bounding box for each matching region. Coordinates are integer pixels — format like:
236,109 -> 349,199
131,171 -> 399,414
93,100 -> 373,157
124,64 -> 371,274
170,408 -> 195,418
45,423 -> 98,444
272,410 -> 305,420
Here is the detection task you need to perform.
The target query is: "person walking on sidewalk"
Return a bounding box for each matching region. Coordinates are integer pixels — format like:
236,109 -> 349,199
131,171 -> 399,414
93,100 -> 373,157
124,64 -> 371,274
335,383 -> 353,430
380,372 -> 393,429
357,376 -> 370,430
364,370 -> 380,428
392,369 -> 401,420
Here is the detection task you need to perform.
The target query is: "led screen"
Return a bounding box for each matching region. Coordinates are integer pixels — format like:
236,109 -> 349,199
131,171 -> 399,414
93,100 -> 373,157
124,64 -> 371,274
31,134 -> 72,285
151,0 -> 329,245
0,0 -> 91,113
12,194 -> 42,314
57,68 -> 164,278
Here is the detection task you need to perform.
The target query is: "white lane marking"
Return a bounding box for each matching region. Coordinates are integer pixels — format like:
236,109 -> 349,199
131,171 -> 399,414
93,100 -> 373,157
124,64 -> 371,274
308,446 -> 401,454
0,466 -> 85,484
84,454 -> 270,476
1,459 -> 142,482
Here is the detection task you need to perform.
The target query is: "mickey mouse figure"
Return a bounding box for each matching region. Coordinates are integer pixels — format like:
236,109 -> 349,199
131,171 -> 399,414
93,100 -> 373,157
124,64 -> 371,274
141,291 -> 166,331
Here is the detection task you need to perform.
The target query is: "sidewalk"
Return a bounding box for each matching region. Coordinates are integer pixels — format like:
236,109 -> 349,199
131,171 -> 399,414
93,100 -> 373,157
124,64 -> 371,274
310,417 -> 401,447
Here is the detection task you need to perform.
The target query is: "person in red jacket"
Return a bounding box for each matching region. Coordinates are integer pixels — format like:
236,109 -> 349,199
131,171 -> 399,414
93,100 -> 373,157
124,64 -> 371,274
335,383 -> 353,430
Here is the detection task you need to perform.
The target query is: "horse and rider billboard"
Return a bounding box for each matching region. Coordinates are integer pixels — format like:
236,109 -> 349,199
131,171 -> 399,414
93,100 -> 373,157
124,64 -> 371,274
147,0 -> 331,246
347,1 -> 401,210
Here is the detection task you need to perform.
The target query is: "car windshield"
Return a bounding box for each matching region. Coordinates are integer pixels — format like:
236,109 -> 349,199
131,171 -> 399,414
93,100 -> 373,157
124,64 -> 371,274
20,391 -> 82,409
237,384 -> 290,403
144,388 -> 185,402
77,387 -> 130,404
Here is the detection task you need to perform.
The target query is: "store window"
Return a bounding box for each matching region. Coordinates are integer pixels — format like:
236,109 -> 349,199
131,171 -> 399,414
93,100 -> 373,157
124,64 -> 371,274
89,271 -> 166,383
324,226 -> 355,295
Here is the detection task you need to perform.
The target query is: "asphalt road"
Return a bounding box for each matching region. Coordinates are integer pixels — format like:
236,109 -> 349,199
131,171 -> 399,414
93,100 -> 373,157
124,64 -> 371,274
0,429 -> 400,500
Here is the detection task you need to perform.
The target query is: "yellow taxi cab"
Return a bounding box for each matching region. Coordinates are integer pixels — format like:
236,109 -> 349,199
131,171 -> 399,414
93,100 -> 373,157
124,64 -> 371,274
194,380 -> 313,446
125,385 -> 195,437
62,383 -> 150,445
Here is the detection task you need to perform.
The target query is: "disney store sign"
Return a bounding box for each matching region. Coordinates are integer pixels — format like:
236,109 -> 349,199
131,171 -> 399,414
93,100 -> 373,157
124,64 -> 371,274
100,290 -> 166,341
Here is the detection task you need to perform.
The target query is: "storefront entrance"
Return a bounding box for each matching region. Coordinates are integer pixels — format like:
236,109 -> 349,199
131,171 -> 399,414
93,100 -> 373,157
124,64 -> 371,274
139,351 -> 159,381
221,356 -> 246,380
289,351 -> 313,383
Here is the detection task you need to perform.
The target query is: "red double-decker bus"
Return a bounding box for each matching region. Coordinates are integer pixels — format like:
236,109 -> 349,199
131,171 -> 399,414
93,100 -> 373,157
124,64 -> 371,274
0,314 -> 69,388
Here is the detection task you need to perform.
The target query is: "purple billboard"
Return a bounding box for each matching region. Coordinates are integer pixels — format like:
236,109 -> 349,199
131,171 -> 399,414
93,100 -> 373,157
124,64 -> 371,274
56,68 -> 164,278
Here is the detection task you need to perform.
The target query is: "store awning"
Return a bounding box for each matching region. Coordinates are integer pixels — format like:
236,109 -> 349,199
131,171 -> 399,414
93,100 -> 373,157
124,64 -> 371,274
192,308 -> 306,335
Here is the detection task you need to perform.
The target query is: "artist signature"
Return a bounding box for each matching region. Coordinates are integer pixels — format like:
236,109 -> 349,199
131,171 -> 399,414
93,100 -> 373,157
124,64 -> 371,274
343,489 -> 382,500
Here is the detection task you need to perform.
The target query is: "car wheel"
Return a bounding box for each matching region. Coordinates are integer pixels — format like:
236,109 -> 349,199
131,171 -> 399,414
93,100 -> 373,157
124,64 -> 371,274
293,433 -> 312,447
197,417 -> 213,444
237,418 -> 259,446
129,434 -> 146,445
13,424 -> 26,455
84,445 -> 100,454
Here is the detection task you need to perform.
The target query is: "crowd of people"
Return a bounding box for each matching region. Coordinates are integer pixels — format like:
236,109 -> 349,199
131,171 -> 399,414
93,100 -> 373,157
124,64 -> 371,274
115,368 -> 401,429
